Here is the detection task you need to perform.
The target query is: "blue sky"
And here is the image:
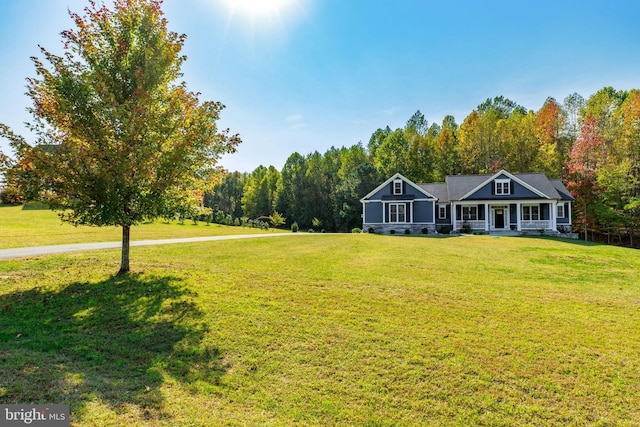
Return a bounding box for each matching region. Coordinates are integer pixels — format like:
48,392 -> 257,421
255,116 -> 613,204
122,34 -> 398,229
1,0 -> 639,173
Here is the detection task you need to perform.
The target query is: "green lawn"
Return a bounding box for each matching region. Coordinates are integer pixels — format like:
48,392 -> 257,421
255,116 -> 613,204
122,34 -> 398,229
0,204 -> 277,249
1,230 -> 640,425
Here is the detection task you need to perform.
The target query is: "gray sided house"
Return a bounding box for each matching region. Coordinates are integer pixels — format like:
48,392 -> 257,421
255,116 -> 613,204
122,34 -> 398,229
360,170 -> 574,235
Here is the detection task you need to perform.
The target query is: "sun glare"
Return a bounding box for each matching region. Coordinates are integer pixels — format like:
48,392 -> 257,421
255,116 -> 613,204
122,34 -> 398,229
220,0 -> 297,20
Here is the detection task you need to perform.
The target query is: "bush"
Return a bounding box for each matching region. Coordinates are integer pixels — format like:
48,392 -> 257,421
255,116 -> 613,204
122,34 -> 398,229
421,228 -> 429,234
405,229 -> 411,235
438,225 -> 452,234
351,228 -> 362,233
368,227 -> 375,234
461,222 -> 472,234
291,222 -> 299,233
390,230 -> 396,235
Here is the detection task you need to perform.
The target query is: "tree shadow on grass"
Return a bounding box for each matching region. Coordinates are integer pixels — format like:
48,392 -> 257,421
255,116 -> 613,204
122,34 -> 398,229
0,274 -> 224,423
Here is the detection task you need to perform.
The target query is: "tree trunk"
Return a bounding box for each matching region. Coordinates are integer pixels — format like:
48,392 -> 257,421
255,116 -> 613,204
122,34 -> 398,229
118,225 -> 131,275
583,204 -> 588,241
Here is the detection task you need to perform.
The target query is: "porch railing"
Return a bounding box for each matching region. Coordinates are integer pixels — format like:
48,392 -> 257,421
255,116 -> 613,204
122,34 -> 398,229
456,220 -> 485,230
521,220 -> 553,230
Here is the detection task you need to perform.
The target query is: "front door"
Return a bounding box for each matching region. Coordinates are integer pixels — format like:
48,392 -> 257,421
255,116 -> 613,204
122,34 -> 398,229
491,208 -> 507,230
495,209 -> 505,228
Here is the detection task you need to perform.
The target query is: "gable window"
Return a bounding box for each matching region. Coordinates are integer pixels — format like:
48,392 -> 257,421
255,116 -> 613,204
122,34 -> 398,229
557,203 -> 565,218
495,179 -> 511,195
389,203 -> 406,223
393,179 -> 403,195
462,206 -> 477,221
438,205 -> 447,219
522,205 -> 540,221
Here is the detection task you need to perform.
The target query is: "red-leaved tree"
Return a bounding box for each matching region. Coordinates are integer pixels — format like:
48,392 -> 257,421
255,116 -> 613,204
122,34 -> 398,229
565,115 -> 607,240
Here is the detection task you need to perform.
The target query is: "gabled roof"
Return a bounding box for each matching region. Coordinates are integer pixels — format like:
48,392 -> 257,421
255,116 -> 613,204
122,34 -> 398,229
360,169 -> 575,203
458,170 -> 552,200
360,172 -> 438,202
364,170 -> 574,204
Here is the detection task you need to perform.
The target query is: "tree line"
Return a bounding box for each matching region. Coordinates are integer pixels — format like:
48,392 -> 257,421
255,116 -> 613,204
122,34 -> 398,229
207,87 -> 640,246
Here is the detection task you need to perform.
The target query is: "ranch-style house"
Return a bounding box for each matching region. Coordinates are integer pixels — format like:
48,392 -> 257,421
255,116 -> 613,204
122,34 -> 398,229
360,170 -> 574,235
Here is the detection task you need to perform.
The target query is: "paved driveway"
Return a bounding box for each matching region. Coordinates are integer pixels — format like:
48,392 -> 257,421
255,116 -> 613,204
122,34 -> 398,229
0,233 -> 300,260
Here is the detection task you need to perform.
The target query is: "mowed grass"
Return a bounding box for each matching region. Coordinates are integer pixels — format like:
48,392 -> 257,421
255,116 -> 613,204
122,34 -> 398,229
1,233 -> 640,425
0,204 -> 276,249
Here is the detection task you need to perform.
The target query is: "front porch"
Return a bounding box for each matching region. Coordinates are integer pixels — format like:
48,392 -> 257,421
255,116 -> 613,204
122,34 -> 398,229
456,221 -> 555,232
452,202 -> 564,234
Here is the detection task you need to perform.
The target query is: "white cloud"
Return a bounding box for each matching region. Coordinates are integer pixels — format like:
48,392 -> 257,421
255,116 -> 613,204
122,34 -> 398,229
285,114 -> 303,122
379,106 -> 399,116
285,113 -> 306,130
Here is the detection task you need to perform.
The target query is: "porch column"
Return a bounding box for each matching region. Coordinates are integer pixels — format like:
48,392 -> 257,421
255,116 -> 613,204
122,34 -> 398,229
516,202 -> 521,231
568,202 -> 572,226
550,202 -> 556,231
382,202 -> 386,223
432,202 -> 436,226
452,203 -> 457,231
485,204 -> 489,231
410,202 -> 414,224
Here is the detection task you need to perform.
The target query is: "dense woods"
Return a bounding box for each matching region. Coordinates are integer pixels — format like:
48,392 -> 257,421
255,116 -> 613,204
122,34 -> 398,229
206,87 -> 640,246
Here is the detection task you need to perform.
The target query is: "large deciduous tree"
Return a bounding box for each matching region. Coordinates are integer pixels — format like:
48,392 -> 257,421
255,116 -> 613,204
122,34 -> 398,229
373,128 -> 411,178
565,115 -> 607,240
535,97 -> 567,178
0,0 -> 240,274
499,109 -> 539,174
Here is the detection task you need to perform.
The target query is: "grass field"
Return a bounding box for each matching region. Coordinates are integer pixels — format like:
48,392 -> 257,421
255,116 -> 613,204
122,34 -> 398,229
0,204 -> 277,249
1,208 -> 640,425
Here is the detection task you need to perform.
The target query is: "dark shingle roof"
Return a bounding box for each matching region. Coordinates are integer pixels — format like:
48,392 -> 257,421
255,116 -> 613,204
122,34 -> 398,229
417,171 -> 574,202
445,174 -> 492,200
549,179 -> 575,201
419,183 -> 449,202
514,173 -> 560,199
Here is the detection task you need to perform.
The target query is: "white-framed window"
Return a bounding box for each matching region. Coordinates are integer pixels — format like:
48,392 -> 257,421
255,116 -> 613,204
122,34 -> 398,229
495,179 -> 511,195
389,203 -> 406,223
462,206 -> 477,220
438,205 -> 447,219
557,203 -> 565,218
393,179 -> 403,195
522,205 -> 540,221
